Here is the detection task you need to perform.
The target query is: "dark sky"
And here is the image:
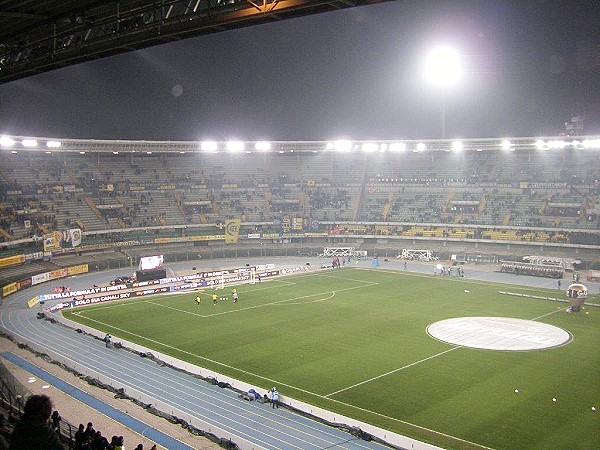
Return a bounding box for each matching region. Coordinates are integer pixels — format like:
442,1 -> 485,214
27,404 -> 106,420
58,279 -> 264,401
0,0 -> 599,141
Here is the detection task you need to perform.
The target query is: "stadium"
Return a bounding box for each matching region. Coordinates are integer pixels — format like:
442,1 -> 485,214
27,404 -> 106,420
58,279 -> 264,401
0,135 -> 599,450
1,1 -> 600,450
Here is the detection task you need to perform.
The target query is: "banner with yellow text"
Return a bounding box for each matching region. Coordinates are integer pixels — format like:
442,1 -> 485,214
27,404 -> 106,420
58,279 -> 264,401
225,219 -> 241,244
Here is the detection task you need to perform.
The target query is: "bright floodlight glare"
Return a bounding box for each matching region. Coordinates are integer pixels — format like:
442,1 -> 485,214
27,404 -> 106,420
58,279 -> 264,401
547,140 -> 568,149
501,140 -> 512,151
389,142 -> 406,152
416,142 -> 426,152
425,46 -> 461,87
582,139 -> 600,149
201,141 -> 218,152
46,141 -> 61,148
227,141 -> 244,153
452,140 -> 463,152
0,136 -> 15,147
22,139 -> 38,147
334,140 -> 352,152
361,143 -> 378,153
255,141 -> 271,151
535,139 -> 545,150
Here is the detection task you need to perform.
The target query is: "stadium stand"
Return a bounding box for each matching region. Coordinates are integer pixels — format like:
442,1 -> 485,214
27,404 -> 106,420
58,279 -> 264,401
1,138 -> 599,287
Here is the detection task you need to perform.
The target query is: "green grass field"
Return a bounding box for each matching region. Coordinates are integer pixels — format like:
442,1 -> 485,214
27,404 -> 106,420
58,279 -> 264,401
64,268 -> 600,450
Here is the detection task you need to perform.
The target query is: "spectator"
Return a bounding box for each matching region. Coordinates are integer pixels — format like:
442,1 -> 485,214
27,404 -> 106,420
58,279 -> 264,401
108,436 -> 119,449
112,435 -> 124,450
75,423 -> 85,450
81,435 -> 94,450
9,394 -> 66,450
51,410 -> 62,432
84,422 -> 96,441
271,387 -> 279,409
92,430 -> 109,450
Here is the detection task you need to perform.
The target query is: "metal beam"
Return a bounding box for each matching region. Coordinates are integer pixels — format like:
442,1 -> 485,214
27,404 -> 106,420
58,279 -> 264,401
0,0 -> 394,85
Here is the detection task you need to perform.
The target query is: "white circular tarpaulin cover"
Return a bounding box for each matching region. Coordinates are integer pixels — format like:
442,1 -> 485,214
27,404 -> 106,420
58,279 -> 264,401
427,317 -> 571,351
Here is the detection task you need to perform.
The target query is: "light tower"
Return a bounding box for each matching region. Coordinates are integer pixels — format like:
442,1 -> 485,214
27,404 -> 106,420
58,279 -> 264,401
424,46 -> 461,139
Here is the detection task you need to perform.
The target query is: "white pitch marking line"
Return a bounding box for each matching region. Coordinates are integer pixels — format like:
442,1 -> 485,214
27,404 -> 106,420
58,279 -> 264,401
282,292 -> 336,305
205,282 -> 372,317
143,301 -> 209,318
531,308 -> 566,321
325,346 -> 461,397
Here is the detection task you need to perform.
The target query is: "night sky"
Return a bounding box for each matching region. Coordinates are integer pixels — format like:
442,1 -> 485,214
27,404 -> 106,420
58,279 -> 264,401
0,0 -> 599,141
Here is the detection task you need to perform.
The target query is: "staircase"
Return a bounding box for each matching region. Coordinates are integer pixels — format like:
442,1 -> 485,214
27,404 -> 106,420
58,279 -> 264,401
382,192 -> 396,221
478,193 -> 487,213
0,228 -> 14,241
84,197 -> 104,222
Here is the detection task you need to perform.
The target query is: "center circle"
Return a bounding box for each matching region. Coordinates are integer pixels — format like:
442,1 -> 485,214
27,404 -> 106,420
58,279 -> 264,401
427,317 -> 571,351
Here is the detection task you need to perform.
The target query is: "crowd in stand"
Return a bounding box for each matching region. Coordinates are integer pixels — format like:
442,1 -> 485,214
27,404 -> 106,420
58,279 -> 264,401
3,395 -> 156,450
1,150 -> 599,244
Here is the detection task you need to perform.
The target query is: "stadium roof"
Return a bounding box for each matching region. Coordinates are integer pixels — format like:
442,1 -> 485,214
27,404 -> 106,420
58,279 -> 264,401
1,135 -> 600,154
0,0 -> 393,84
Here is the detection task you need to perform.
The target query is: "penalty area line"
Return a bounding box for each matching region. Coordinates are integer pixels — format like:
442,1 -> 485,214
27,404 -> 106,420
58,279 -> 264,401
325,346 -> 461,397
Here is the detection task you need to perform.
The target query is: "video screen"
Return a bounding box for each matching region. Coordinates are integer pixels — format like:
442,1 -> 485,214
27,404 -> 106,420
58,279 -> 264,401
139,254 -> 164,271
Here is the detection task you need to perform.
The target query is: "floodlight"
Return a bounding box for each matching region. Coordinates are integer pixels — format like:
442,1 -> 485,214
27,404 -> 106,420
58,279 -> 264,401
582,139 -> 600,149
0,136 -> 15,147
452,141 -> 463,152
425,46 -> 461,87
547,140 -> 567,149
22,139 -> 38,147
200,141 -> 218,152
326,142 -> 334,150
227,141 -> 244,153
79,151 -> 86,155
255,141 -> 271,151
535,139 -> 545,150
146,151 -> 152,155
389,143 -> 406,152
361,143 -> 378,153
334,140 -> 352,152
112,151 -> 119,155
416,142 -> 426,152
46,141 -> 61,148
501,140 -> 512,151
11,150 -> 17,154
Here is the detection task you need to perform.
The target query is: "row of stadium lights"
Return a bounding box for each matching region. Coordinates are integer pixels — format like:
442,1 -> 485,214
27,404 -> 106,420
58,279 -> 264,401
2,136 -> 600,154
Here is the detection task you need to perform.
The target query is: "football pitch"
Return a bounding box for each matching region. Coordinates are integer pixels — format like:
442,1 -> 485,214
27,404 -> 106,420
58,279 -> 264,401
63,268 -> 600,450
